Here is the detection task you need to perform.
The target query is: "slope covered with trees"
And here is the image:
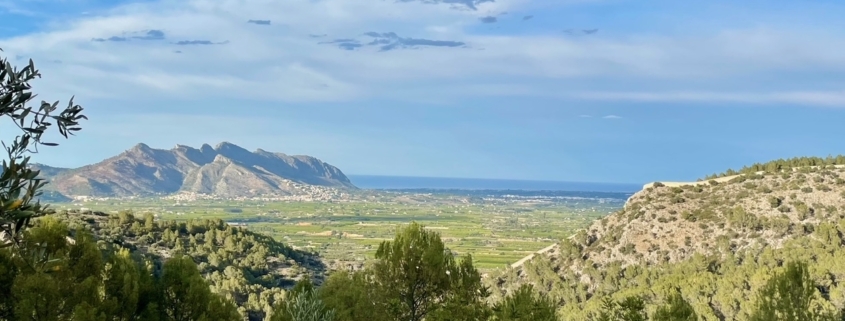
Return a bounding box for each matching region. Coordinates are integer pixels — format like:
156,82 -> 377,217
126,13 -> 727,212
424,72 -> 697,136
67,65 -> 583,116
0,218 -> 242,321
490,165 -> 845,320
701,155 -> 845,180
51,209 -> 326,320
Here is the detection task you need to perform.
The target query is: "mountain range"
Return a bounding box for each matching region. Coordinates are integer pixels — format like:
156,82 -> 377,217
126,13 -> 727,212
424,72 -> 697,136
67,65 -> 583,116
31,142 -> 355,198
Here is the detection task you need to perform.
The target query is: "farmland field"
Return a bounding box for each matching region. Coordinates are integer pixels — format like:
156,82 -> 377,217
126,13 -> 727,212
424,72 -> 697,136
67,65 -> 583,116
57,190 -> 628,271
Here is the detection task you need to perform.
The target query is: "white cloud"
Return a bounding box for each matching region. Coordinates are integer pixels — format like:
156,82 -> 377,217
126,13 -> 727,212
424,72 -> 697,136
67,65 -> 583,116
571,90 -> 845,107
0,0 -> 843,107
602,115 -> 621,119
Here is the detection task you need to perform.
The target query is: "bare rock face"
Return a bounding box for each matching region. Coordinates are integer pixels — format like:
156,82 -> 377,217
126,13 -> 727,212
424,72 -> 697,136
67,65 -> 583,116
32,142 -> 355,198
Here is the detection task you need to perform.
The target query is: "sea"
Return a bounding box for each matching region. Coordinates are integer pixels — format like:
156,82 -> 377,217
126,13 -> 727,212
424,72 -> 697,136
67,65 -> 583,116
347,175 -> 642,200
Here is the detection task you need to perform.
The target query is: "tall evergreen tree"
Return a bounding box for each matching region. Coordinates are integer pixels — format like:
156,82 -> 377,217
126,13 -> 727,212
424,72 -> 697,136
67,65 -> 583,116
372,222 -> 457,321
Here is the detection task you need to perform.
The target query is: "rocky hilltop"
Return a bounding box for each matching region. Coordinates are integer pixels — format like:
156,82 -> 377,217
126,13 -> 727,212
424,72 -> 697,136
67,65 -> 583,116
32,142 -> 355,198
490,158 -> 845,320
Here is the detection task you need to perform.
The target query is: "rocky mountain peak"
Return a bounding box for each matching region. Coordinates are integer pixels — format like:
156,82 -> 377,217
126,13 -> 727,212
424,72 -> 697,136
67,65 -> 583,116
37,142 -> 356,198
129,143 -> 153,153
200,143 -> 215,154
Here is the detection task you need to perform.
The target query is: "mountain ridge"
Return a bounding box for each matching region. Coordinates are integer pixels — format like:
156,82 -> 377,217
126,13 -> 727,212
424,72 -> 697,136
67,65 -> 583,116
31,142 -> 355,198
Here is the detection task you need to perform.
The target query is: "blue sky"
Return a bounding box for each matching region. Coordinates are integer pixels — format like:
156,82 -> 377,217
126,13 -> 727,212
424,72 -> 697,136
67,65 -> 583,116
1,0 -> 845,184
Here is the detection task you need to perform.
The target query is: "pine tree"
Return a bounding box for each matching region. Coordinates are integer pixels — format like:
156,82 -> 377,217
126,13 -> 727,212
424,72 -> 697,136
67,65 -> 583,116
101,248 -> 141,321
594,296 -> 646,321
372,222 -> 457,321
161,256 -> 219,321
271,279 -> 335,321
652,289 -> 697,321
318,270 -> 387,321
749,261 -> 840,321
491,284 -> 557,321
428,254 -> 492,321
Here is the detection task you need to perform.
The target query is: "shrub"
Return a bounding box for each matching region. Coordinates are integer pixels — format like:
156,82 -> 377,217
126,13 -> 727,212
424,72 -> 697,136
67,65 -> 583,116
768,196 -> 783,208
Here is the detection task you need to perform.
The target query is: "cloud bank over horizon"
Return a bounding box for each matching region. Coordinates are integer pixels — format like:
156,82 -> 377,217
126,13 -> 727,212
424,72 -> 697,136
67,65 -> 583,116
1,0 -> 843,106
1,0 -> 844,183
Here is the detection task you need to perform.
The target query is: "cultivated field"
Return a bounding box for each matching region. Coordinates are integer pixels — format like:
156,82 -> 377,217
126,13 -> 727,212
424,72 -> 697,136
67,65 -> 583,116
58,191 -> 625,271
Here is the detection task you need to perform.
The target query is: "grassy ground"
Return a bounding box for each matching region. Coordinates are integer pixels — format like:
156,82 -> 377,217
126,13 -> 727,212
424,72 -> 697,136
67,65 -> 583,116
62,195 -> 619,271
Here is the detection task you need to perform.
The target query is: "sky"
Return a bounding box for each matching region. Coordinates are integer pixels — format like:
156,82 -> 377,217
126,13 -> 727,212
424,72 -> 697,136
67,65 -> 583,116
1,0 -> 845,185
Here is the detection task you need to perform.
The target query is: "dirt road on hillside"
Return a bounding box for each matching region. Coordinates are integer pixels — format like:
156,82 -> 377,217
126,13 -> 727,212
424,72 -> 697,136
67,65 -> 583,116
510,243 -> 557,269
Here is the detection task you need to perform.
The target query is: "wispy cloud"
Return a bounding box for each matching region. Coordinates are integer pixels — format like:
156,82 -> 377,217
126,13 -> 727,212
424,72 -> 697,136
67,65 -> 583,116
318,38 -> 363,50
562,29 -> 598,36
0,0 -> 38,16
247,19 -> 271,25
91,36 -> 129,42
173,40 -> 229,45
603,115 -> 621,119
572,91 -> 845,107
321,32 -> 466,51
134,30 -> 165,40
92,30 -> 166,42
396,0 -> 494,11
479,16 -> 497,23
0,0 -> 842,108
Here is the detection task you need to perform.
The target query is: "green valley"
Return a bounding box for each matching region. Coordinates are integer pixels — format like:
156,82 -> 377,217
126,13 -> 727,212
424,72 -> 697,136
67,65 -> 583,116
56,192 -> 621,270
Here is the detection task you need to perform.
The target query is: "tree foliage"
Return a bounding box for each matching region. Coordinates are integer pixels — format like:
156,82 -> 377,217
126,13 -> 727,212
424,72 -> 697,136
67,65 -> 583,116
749,261 -> 840,321
491,284 -> 557,321
702,155 -> 845,180
0,47 -> 86,254
53,209 -> 323,320
652,289 -> 697,321
271,279 -> 335,321
0,218 -> 241,321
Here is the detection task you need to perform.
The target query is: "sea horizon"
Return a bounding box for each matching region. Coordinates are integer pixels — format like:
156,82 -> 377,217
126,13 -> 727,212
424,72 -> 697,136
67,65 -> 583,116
347,175 -> 643,193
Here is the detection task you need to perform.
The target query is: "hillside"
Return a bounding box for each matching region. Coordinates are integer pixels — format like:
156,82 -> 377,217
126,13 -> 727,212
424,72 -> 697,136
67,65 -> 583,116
51,209 -> 327,321
31,142 -> 355,198
489,163 -> 845,320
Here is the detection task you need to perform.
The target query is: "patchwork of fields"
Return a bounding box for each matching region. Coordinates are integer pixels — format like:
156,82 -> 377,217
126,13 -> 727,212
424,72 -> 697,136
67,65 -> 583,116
62,191 -> 626,271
